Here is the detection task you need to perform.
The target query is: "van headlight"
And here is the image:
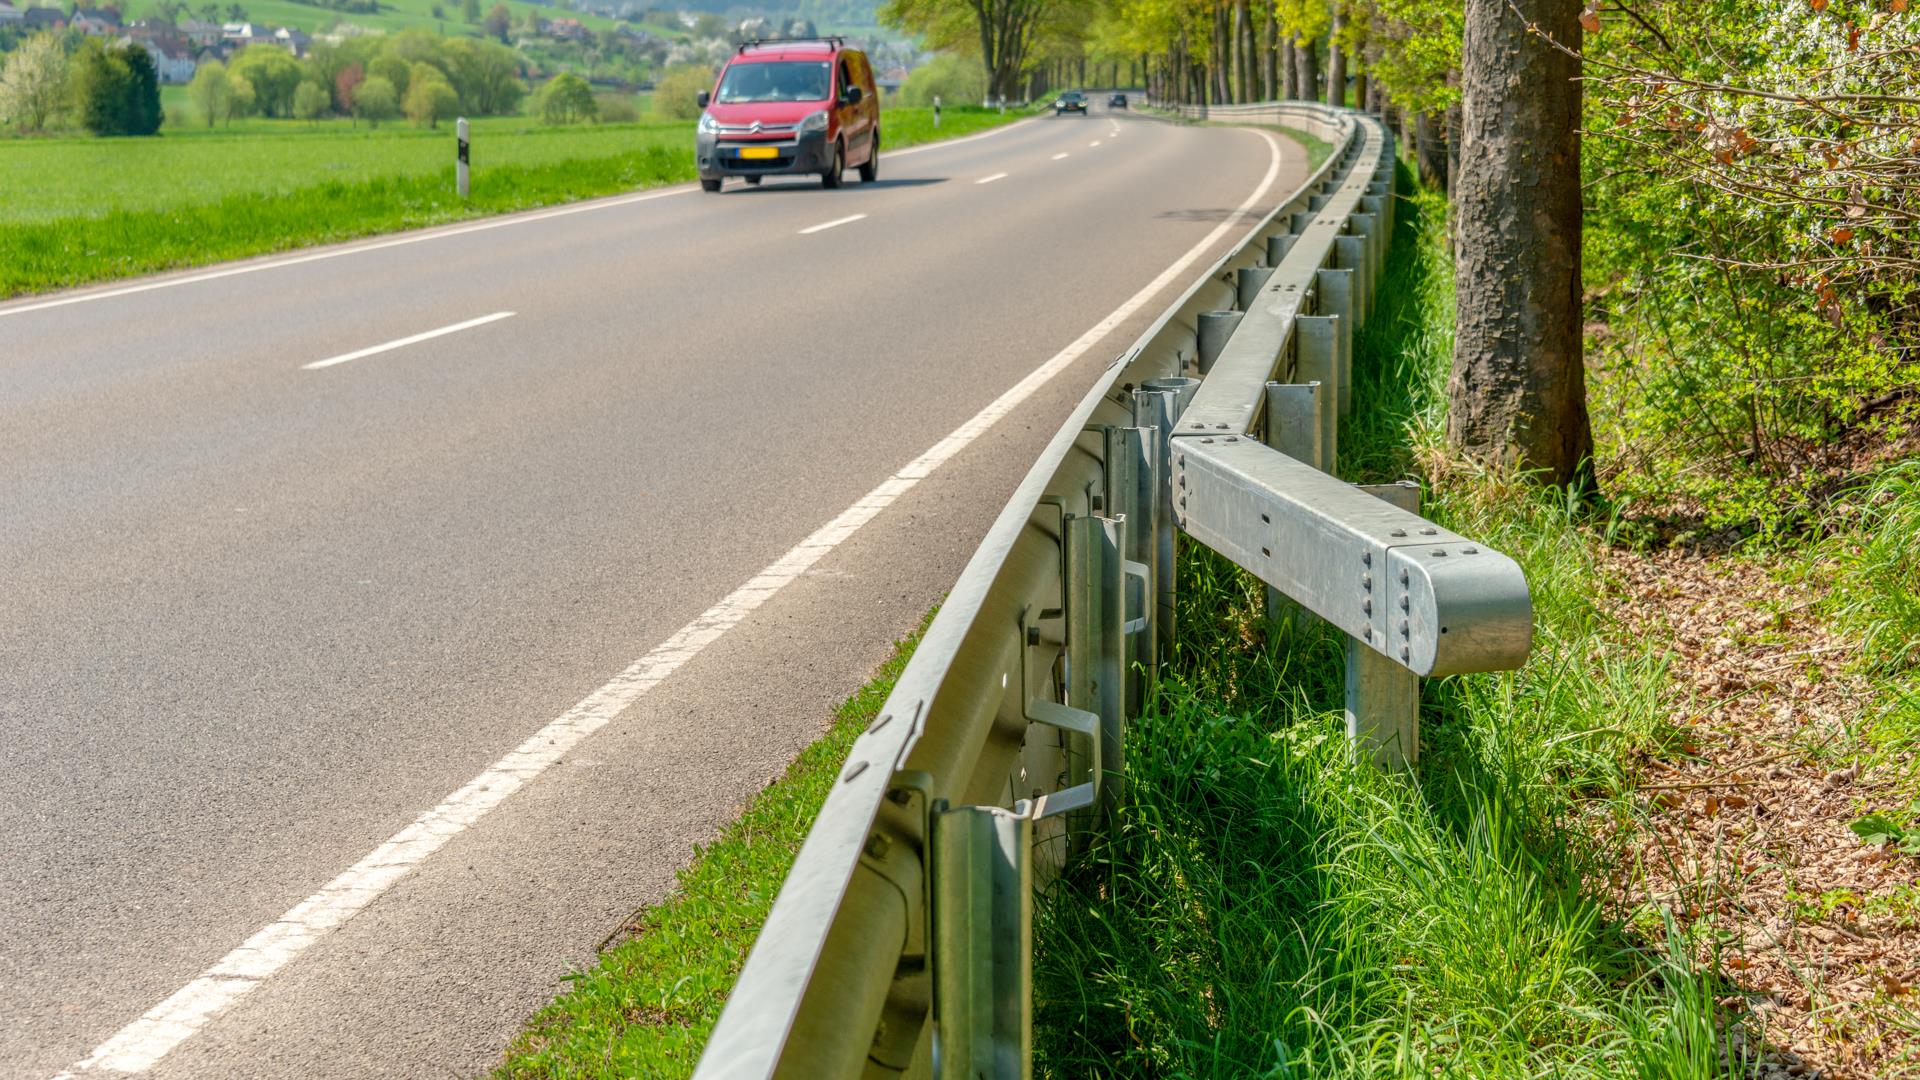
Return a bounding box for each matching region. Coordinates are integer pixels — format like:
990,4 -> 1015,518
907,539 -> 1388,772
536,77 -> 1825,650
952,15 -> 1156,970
799,110 -> 828,134
697,112 -> 719,134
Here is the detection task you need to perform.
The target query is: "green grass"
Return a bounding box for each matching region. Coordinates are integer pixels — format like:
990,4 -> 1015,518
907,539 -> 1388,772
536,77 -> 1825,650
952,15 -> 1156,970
1031,169 -> 1743,1078
492,616 -> 926,1079
0,105 -> 1027,297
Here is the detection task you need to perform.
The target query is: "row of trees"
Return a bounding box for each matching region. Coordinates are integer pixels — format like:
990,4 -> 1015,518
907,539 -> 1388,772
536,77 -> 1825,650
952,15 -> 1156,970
0,35 -> 162,135
881,0 -> 1915,500
179,30 -> 526,128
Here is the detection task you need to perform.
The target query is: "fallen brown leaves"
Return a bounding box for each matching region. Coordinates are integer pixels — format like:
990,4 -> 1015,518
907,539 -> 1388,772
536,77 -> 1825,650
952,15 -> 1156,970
1599,548 -> 1919,1078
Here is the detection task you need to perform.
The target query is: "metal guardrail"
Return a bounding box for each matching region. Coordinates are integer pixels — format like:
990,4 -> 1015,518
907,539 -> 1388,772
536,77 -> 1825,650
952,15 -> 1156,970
694,102 -> 1534,1079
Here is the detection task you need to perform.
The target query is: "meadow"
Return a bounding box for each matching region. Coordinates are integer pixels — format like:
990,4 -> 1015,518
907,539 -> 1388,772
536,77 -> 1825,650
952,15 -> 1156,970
0,104 -> 1027,296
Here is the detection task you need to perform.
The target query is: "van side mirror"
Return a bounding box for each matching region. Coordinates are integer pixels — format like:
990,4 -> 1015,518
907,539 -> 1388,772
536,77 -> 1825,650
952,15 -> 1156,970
844,85 -> 862,105
696,90 -> 710,109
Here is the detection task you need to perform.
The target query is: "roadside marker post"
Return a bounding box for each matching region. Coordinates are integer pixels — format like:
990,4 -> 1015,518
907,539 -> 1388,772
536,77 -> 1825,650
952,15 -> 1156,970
934,94 -> 941,128
457,117 -> 470,200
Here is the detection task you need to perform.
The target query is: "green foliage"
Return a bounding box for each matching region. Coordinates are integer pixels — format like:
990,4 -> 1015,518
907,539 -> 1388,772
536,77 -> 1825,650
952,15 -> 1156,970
353,73 -> 398,124
292,79 -> 331,121
230,45 -> 304,117
1579,0 -> 1917,535
186,59 -> 233,126
593,91 -> 639,123
537,71 -> 595,124
493,619 -> 929,1079
895,51 -> 985,107
69,40 -> 160,137
0,32 -> 69,132
1848,808 -> 1920,856
1808,462 -> 1920,674
403,59 -> 458,126
649,63 -> 710,121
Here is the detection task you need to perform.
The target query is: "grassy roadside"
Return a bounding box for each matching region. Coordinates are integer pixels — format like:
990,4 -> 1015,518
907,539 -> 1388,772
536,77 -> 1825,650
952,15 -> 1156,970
0,105 -> 1031,299
492,615 -> 928,1079
1031,170 -> 1736,1078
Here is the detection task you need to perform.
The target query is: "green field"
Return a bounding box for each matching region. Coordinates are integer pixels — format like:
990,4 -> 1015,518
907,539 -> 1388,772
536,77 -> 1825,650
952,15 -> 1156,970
0,104 -> 1030,296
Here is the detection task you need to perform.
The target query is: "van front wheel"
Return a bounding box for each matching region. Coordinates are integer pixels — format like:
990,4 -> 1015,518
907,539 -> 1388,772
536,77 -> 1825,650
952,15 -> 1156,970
700,178 -> 721,193
821,142 -> 844,189
858,133 -> 878,183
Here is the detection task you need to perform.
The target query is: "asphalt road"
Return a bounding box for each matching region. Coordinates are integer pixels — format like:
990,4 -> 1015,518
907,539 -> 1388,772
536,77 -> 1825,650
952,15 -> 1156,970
0,107 -> 1305,1079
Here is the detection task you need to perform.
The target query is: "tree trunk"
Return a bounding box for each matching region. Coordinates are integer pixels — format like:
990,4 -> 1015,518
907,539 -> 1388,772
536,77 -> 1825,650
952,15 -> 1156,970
1282,34 -> 1297,98
1325,11 -> 1346,107
1259,4 -> 1277,100
1449,0 -> 1592,487
1353,71 -> 1369,113
1415,111 -> 1446,189
1294,36 -> 1318,101
1234,0 -> 1252,102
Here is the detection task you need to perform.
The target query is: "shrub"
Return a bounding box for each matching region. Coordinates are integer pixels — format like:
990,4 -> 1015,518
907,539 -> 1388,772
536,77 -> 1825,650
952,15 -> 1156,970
538,72 -> 596,124
650,62 -> 710,121
896,53 -> 985,108
594,92 -> 638,123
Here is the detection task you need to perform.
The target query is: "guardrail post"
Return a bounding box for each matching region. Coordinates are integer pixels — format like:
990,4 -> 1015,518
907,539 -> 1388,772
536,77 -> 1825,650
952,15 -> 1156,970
1134,384 -> 1183,662
1348,212 -> 1380,286
931,802 -> 1033,1080
1266,233 -> 1295,266
1105,426 -> 1157,715
1065,514 -> 1125,810
1292,316 -> 1341,472
1314,268 -> 1355,419
1197,310 -> 1243,374
1236,266 -> 1274,310
1347,481 -> 1423,769
1333,235 -> 1370,324
1262,380 -> 1322,633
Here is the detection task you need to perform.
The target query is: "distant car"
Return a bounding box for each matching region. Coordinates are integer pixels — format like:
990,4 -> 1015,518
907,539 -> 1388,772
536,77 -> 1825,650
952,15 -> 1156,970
693,37 -> 880,192
1055,91 -> 1088,116
1108,93 -> 1128,108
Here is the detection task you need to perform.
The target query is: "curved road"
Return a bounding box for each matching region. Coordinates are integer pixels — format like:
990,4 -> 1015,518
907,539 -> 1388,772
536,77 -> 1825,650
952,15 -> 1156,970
0,108 -> 1305,1079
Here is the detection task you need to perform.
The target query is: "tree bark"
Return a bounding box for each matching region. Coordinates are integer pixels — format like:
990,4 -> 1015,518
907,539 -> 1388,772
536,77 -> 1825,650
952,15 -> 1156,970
1234,0 -> 1252,102
1293,36 -> 1318,101
1325,11 -> 1346,107
1282,33 -> 1297,98
1449,0 -> 1593,487
1259,3 -> 1277,100
1415,111 -> 1446,189
1353,71 -> 1368,113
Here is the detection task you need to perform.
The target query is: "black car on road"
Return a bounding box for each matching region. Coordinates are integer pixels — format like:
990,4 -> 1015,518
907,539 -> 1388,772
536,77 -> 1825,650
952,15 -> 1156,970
1055,91 -> 1088,116
1109,93 -> 1128,108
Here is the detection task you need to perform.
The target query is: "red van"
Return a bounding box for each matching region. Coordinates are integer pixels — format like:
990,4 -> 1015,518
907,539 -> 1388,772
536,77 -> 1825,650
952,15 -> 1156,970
694,38 -> 880,192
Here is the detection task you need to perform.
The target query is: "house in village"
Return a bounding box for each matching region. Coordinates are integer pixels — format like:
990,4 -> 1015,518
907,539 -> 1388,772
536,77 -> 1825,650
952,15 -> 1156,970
20,6 -> 67,30
0,2 -> 23,24
177,17 -> 222,46
68,7 -> 123,35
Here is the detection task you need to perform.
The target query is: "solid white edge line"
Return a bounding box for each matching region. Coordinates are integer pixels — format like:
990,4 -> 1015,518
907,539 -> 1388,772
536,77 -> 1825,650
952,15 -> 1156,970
1052,153 -> 1070,160
52,125 -> 1287,1080
300,311 -> 516,370
798,213 -> 868,236
0,117 -> 1042,322
975,172 -> 1009,185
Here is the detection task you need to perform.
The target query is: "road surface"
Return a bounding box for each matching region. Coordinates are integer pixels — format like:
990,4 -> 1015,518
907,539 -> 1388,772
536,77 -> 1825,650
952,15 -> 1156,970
0,107 -> 1306,1079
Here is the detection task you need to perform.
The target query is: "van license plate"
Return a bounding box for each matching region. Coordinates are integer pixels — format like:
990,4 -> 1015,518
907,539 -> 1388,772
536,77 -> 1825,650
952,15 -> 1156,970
738,147 -> 778,160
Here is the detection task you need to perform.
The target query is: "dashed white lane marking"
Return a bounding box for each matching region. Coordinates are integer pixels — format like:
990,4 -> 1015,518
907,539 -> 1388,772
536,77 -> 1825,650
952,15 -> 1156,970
51,125 -> 1288,1080
0,118 -> 1043,321
300,311 -> 515,370
1052,153 -> 1070,160
1090,140 -> 1103,147
976,172 -> 1009,184
798,213 -> 868,235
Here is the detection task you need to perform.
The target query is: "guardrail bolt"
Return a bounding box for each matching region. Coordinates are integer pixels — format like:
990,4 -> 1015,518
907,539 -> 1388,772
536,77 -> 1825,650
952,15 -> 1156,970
864,832 -> 891,860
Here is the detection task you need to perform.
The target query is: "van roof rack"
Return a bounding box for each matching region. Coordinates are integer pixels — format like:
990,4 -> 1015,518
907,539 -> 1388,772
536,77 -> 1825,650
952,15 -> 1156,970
737,36 -> 845,53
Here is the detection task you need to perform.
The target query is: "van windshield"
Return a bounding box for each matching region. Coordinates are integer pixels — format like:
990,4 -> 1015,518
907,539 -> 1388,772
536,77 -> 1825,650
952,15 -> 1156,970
715,61 -> 832,104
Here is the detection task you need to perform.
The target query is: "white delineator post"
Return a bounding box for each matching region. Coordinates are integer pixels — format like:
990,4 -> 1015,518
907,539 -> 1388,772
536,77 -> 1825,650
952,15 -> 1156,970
456,117 -> 470,199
